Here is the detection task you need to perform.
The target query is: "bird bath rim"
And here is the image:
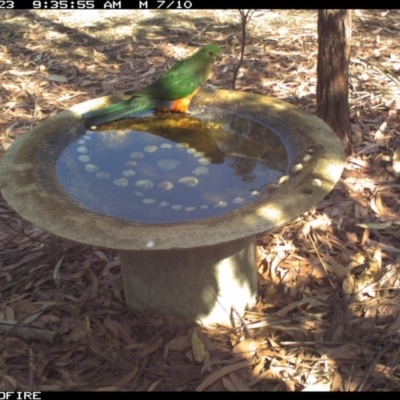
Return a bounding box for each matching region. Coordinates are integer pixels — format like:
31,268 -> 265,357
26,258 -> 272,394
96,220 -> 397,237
0,89 -> 345,251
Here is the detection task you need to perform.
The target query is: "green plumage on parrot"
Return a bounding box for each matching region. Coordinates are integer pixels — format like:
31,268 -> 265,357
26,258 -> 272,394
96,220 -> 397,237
81,44 -> 221,126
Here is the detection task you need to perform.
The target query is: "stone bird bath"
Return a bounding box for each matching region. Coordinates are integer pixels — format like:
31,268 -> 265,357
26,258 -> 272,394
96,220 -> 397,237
0,90 -> 344,324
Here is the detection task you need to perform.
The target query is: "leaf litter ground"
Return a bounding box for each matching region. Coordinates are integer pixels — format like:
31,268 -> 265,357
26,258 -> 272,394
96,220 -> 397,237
1,9 -> 400,391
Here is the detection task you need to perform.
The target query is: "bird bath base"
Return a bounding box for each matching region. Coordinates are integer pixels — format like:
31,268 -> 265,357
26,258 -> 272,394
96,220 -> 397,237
0,89 -> 345,325
120,236 -> 257,324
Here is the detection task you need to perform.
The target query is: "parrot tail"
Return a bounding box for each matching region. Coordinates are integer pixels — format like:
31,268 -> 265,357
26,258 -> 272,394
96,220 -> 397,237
81,97 -> 157,126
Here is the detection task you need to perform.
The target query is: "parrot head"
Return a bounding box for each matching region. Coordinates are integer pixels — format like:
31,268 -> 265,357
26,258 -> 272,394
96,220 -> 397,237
196,44 -> 222,62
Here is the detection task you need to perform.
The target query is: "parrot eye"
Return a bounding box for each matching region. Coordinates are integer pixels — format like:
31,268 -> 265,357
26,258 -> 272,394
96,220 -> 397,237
209,51 -> 214,56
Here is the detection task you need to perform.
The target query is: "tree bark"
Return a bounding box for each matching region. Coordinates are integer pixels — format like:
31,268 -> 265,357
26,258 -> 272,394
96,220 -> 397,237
316,10 -> 352,155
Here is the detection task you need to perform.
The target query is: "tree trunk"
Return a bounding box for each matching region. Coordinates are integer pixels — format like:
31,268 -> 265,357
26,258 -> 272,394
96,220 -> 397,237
316,10 -> 352,155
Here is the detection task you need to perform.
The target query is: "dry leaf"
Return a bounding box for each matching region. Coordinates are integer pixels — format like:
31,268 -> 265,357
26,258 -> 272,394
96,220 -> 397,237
86,268 -> 99,299
95,386 -> 120,391
229,372 -> 251,391
192,329 -> 207,363
81,79 -> 93,86
373,247 -> 382,269
47,74 -> 68,82
222,377 -> 237,391
324,343 -> 359,360
147,379 -> 162,391
232,338 -> 258,360
331,372 -> 342,391
196,358 -> 256,391
276,298 -> 325,317
393,146 -> 400,176
327,259 -> 348,277
302,382 -> 331,391
2,375 -> 17,391
139,337 -> 164,358
356,222 -> 391,230
164,334 -> 191,359
342,275 -> 356,295
23,301 -> 57,324
196,358 -> 256,392
52,256 -> 64,281
103,315 -> 119,338
166,334 -> 191,352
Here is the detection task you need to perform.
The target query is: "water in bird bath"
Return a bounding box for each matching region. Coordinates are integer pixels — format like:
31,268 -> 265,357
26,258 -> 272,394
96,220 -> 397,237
55,109 -> 288,223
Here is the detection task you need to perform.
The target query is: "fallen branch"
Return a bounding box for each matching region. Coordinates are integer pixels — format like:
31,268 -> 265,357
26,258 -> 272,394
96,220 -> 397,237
0,322 -> 60,344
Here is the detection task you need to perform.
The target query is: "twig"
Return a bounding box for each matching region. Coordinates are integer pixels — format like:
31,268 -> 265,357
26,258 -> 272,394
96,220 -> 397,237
307,232 -> 336,288
187,24 -> 212,44
230,306 -> 253,338
25,89 -> 37,130
28,346 -> 36,391
232,10 -> 255,90
356,346 -> 387,391
355,56 -> 400,88
227,313 -> 328,331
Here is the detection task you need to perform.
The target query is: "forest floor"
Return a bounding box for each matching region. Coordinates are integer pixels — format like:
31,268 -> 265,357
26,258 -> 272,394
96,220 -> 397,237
1,9 -> 400,391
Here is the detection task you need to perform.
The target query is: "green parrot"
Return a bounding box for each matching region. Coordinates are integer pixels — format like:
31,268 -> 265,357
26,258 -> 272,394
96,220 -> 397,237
81,44 -> 221,126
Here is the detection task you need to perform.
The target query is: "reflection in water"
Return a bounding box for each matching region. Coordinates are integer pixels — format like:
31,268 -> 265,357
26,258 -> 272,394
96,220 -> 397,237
56,110 -> 288,223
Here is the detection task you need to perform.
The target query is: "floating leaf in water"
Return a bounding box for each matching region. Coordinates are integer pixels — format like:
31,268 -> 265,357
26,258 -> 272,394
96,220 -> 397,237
130,151 -> 144,159
144,145 -> 158,153
175,143 -> 189,149
278,175 -> 290,185
113,178 -> 128,187
85,164 -> 99,172
178,176 -> 198,187
122,169 -> 136,177
158,181 -> 174,190
96,172 -> 111,179
157,159 -> 181,171
198,157 -> 211,165
143,198 -> 156,204
78,155 -> 90,162
249,190 -> 262,198
135,179 -> 153,189
192,166 -> 209,176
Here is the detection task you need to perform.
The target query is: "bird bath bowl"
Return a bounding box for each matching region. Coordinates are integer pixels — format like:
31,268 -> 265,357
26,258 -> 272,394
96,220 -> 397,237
0,90 -> 344,324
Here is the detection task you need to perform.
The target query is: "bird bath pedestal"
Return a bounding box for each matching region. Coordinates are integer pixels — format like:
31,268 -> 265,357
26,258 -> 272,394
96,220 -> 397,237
0,90 -> 344,324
